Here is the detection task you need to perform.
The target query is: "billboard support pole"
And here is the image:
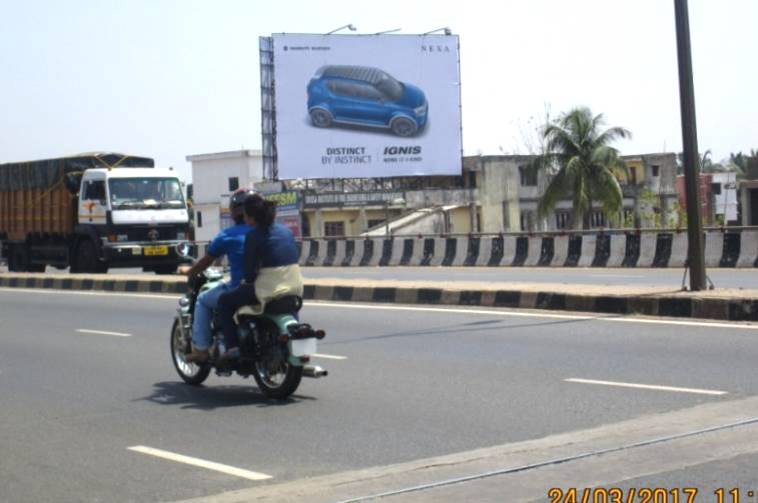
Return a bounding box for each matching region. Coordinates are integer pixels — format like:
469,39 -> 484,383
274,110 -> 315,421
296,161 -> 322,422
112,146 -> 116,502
259,36 -> 278,180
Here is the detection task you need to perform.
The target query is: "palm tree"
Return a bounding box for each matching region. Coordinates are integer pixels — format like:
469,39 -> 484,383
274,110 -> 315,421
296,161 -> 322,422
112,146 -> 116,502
534,107 -> 631,229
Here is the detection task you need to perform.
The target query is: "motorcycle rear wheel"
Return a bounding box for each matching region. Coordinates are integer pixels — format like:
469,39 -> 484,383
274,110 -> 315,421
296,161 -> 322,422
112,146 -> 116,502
171,319 -> 211,386
252,356 -> 303,399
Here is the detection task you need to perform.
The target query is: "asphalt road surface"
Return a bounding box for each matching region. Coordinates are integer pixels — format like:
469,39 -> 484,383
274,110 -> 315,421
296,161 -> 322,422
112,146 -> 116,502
3,264 -> 758,289
2,287 -> 758,501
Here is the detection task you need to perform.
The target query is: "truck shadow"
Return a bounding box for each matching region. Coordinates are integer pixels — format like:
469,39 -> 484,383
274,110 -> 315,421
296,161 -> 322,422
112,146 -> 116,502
136,381 -> 316,411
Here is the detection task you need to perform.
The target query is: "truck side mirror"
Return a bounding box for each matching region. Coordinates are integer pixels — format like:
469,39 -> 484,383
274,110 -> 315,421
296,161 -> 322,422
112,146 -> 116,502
65,173 -> 83,194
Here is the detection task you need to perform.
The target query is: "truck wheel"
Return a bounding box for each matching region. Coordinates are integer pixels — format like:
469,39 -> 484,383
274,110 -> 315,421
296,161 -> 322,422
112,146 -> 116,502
74,240 -> 106,274
8,245 -> 28,272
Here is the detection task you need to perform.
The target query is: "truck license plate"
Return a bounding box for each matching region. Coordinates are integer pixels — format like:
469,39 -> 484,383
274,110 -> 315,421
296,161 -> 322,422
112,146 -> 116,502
143,245 -> 169,256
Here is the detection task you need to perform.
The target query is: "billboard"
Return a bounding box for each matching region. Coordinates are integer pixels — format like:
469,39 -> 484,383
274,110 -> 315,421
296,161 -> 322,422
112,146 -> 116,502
270,33 -> 461,179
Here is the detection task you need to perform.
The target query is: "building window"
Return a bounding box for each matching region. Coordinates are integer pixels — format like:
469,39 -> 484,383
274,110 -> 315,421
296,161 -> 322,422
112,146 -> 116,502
196,211 -> 203,228
228,177 -> 239,192
520,211 -> 535,231
590,211 -> 607,228
555,211 -> 571,230
324,221 -> 345,237
711,183 -> 722,195
651,165 -> 660,177
518,165 -> 538,187
368,219 -> 385,229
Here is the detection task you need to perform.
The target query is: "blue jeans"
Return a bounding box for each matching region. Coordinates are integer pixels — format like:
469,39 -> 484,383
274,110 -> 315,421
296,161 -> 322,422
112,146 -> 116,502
191,282 -> 230,350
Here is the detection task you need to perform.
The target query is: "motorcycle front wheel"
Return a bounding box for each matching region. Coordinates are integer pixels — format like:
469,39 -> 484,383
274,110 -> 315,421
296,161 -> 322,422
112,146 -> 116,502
171,319 -> 211,386
253,355 -> 303,399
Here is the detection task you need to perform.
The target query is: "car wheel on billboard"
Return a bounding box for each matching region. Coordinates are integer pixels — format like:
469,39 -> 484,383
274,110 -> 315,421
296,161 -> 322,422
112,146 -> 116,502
390,116 -> 417,137
309,108 -> 333,128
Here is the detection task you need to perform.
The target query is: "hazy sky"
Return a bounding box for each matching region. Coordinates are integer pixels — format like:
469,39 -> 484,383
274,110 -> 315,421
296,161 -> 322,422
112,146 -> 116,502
1,0 -> 756,182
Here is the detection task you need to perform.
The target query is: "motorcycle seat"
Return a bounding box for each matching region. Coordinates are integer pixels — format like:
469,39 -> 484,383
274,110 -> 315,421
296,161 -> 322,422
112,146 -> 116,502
235,296 -> 303,319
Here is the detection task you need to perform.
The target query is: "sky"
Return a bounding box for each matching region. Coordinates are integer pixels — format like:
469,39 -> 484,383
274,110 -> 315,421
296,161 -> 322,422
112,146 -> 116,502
1,0 -> 756,182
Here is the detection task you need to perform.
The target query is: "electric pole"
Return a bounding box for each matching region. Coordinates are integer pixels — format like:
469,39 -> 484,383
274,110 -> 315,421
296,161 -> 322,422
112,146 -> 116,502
674,0 -> 707,290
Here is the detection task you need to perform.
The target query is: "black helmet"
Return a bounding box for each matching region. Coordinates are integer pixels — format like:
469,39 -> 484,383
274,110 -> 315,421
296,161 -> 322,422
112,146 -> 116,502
230,189 -> 255,210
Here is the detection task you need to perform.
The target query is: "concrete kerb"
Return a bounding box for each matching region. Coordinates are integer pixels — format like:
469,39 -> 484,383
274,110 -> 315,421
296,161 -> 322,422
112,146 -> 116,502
450,237 -> 470,267
2,273 -> 758,323
523,237 -> 542,267
705,231 -> 725,268
577,234 -> 597,268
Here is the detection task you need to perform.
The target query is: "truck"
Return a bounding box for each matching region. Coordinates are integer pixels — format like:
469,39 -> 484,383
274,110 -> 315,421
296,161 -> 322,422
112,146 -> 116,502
0,152 -> 192,274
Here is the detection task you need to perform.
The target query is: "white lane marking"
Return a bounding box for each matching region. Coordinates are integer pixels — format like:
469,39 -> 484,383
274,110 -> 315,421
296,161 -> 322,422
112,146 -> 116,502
311,353 -> 347,360
127,446 -> 272,481
303,301 -> 758,331
76,329 -> 132,337
2,288 -> 757,331
564,378 -> 728,396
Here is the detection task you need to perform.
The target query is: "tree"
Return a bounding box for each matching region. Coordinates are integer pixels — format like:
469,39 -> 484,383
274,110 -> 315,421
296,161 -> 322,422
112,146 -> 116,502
534,107 -> 631,229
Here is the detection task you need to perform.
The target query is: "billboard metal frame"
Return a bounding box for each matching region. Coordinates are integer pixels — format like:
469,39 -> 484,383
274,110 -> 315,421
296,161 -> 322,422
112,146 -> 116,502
259,36 -> 277,180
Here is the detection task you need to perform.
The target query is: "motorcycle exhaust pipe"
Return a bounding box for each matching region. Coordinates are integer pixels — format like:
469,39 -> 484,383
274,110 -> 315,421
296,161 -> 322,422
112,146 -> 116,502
303,365 -> 328,378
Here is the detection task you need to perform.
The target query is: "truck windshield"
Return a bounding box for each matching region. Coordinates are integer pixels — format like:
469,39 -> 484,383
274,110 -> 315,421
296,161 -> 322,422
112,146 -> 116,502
109,178 -> 186,209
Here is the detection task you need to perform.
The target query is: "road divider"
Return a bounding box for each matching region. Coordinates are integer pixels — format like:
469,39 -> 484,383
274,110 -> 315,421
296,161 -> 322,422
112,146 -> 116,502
2,273 -> 758,323
293,229 -> 758,269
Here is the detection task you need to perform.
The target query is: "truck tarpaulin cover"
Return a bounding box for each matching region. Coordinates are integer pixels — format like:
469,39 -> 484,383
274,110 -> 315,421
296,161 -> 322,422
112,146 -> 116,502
0,153 -> 154,192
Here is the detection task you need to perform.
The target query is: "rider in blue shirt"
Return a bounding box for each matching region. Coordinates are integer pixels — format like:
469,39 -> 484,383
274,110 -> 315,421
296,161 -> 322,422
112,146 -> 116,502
183,189 -> 253,363
216,193 -> 301,361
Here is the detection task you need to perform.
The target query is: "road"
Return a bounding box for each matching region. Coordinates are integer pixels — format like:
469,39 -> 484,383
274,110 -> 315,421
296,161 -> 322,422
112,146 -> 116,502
2,287 -> 758,501
3,264 -> 758,289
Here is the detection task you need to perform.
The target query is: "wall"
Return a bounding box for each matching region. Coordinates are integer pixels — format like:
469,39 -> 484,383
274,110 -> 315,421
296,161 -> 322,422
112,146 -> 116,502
711,172 -> 739,223
193,202 -> 220,243
187,150 -> 263,241
449,206 -> 472,233
188,150 -> 263,205
471,156 -> 522,233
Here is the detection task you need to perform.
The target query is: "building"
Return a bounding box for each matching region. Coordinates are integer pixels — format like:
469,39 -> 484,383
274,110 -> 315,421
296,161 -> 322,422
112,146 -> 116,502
186,150 -> 263,242
286,153 -> 679,237
186,149 -> 680,239
711,172 -> 739,225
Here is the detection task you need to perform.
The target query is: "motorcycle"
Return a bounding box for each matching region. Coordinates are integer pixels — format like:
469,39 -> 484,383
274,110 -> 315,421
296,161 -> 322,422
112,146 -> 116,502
170,268 -> 327,399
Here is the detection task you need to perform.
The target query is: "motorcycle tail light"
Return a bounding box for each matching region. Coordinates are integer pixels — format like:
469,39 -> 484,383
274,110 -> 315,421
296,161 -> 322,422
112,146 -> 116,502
299,356 -> 310,363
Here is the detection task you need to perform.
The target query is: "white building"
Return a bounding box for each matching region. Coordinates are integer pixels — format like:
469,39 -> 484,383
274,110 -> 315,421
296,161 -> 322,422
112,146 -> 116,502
186,150 -> 263,242
711,172 -> 739,224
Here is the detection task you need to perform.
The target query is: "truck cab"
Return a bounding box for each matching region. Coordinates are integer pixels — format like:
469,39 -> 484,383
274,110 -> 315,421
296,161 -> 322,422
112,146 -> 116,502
74,168 -> 191,273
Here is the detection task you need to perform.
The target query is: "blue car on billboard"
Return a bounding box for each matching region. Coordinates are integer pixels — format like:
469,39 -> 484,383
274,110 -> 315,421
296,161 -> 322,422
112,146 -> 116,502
307,65 -> 428,137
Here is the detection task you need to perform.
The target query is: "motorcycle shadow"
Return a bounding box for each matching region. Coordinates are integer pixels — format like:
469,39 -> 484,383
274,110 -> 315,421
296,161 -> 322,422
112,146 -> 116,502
138,381 -> 316,411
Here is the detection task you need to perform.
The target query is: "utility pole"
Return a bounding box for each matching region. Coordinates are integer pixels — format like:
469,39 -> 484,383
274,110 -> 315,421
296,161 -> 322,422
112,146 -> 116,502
674,0 -> 707,290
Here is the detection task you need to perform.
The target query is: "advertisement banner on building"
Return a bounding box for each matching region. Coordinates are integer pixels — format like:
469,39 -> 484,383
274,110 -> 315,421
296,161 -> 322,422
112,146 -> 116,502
271,33 -> 462,179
